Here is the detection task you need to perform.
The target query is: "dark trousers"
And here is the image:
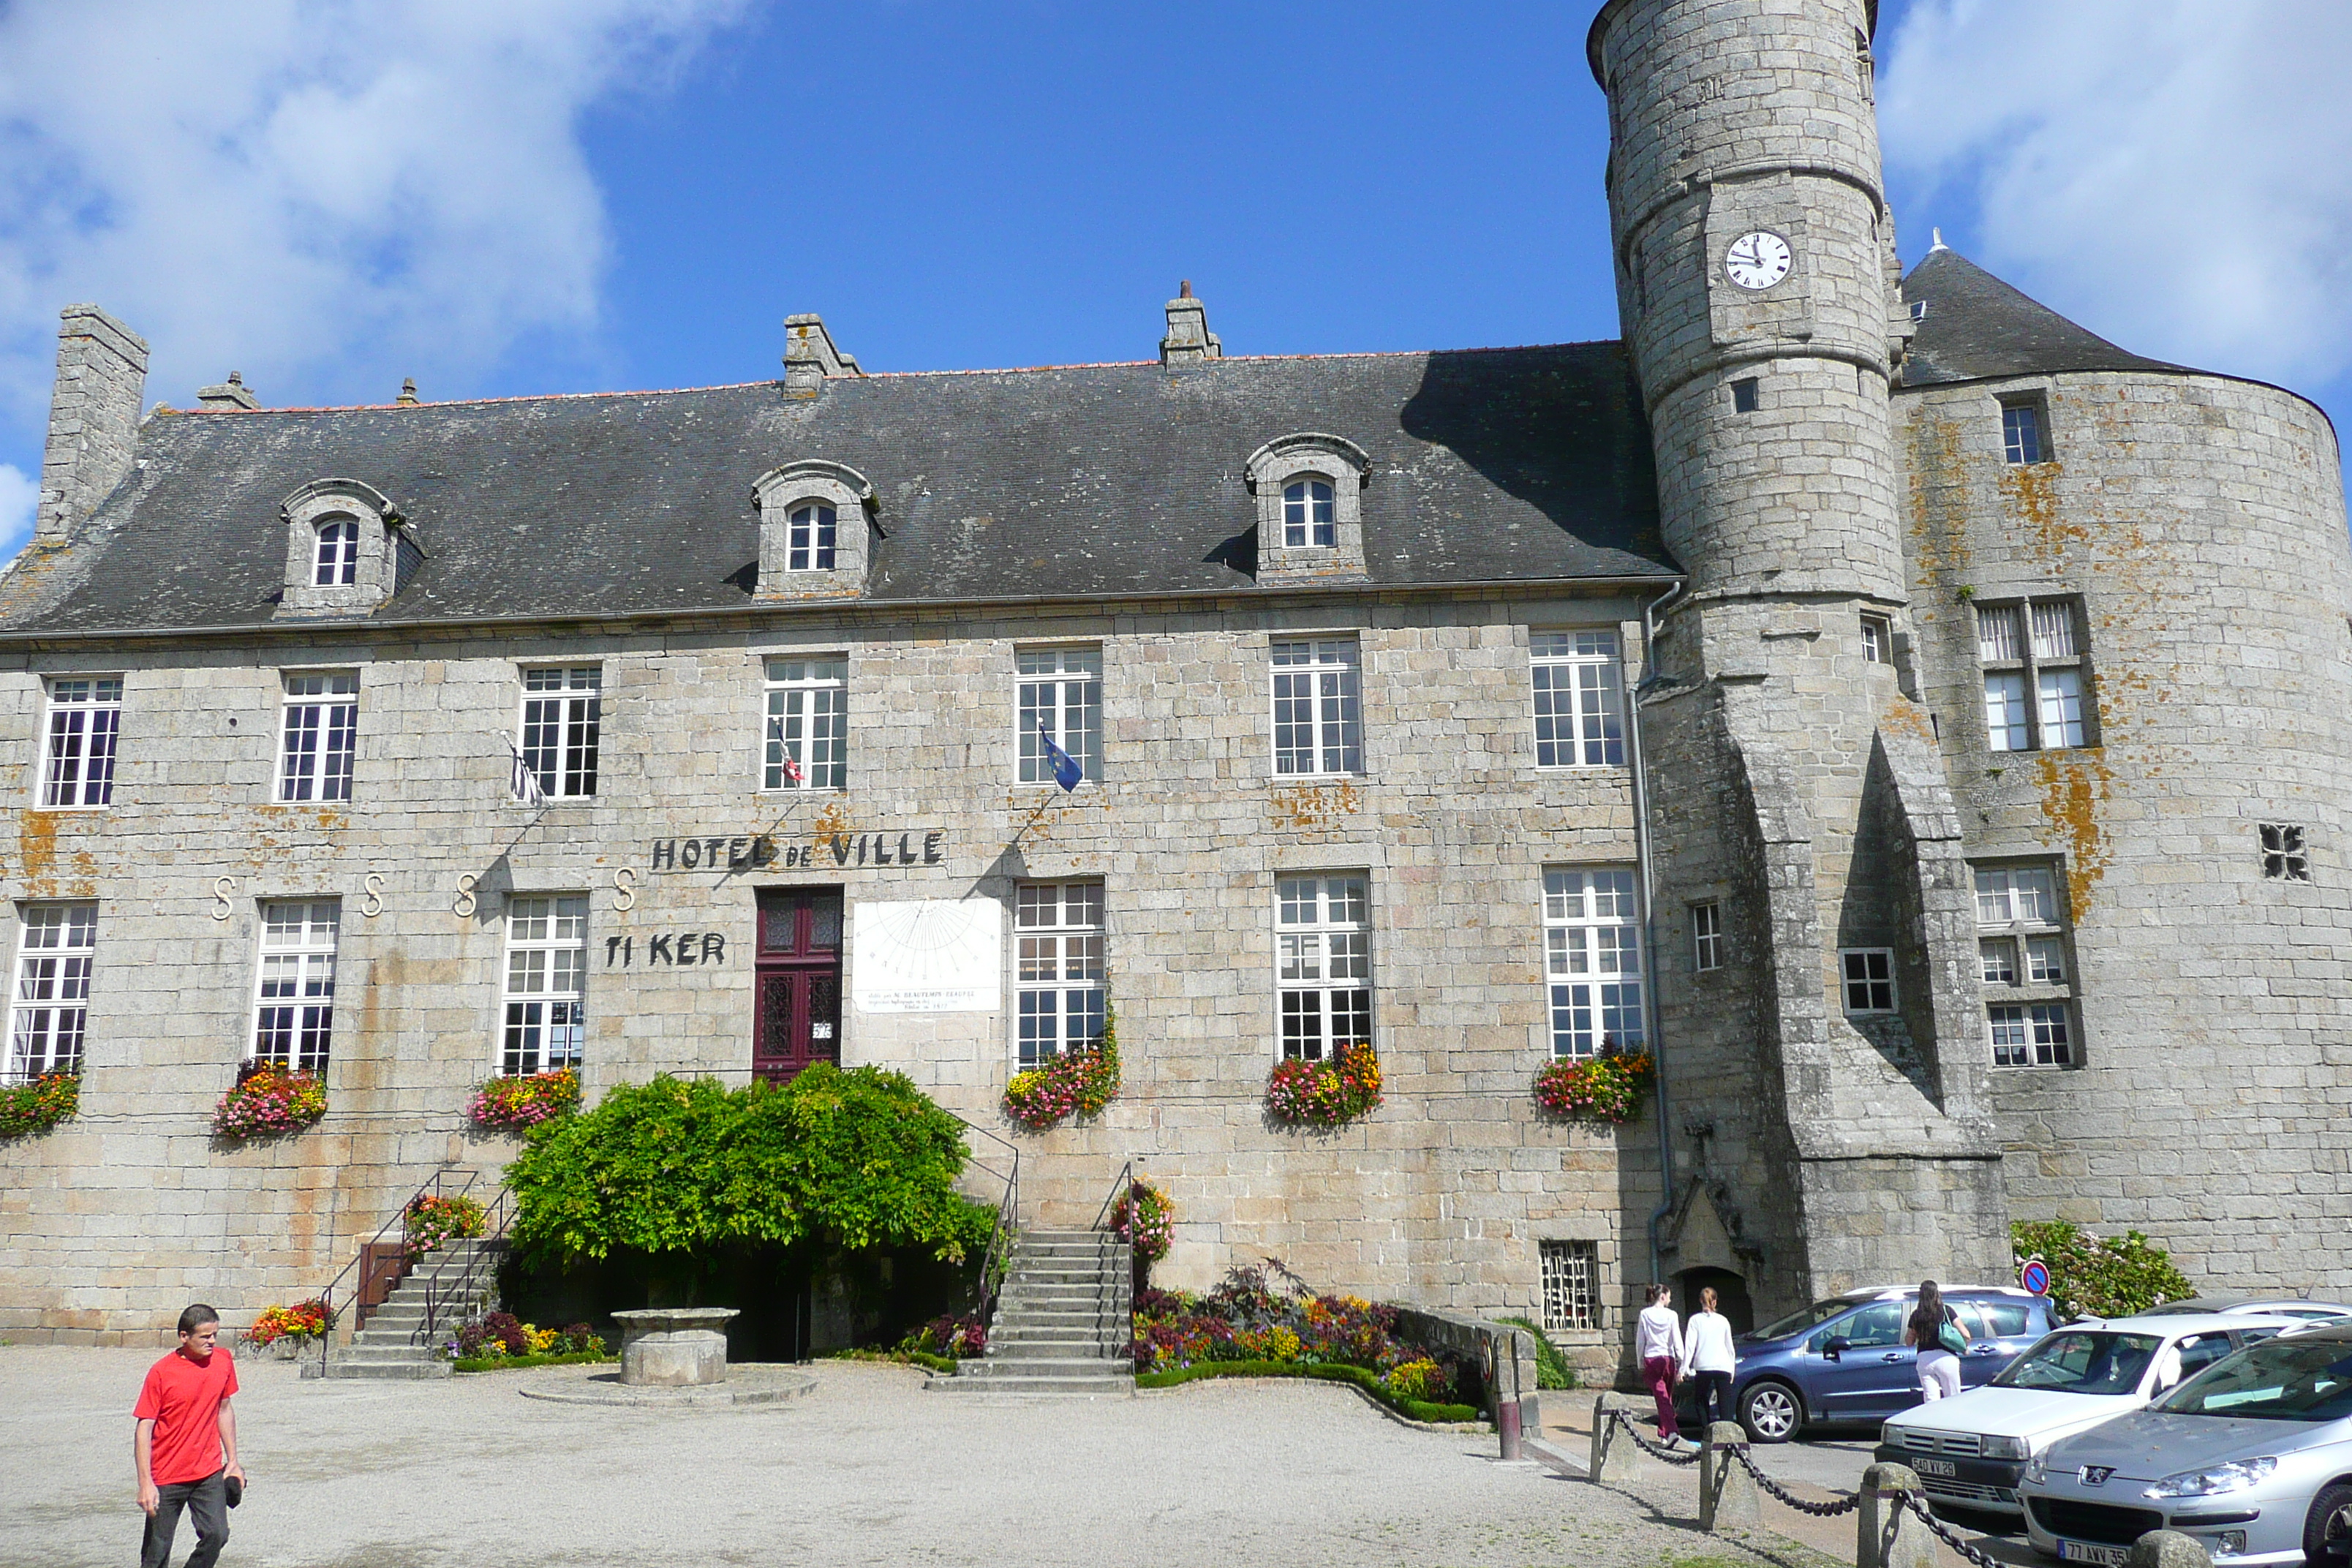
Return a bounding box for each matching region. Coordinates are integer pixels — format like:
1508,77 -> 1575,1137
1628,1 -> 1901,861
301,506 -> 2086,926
1641,1355 -> 1680,1439
140,1469 -> 228,1568
1694,1369 -> 1733,1427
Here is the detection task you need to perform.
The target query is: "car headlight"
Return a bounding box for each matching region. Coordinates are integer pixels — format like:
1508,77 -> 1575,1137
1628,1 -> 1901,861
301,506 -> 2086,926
1981,1435 -> 2027,1462
2144,1458 -> 2277,1499
2023,1455 -> 2050,1487
1882,1422 -> 1903,1447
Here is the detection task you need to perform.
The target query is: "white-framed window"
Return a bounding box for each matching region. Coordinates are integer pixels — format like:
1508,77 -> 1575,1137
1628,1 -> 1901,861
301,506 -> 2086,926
1276,875 -> 1370,1060
1531,631 -> 1624,768
1540,1239 -> 1599,1332
787,503 -> 836,571
39,676 -> 121,809
1545,868 -> 1644,1057
1691,900 -> 1723,972
502,895 -> 587,1075
1017,646 -> 1101,787
313,518 -> 360,587
1975,863 -> 2075,1067
1978,598 -> 2089,752
7,904 -> 95,1082
1014,882 -> 1105,1068
1840,949 -> 1896,1014
2261,823 -> 2310,882
519,666 -> 602,799
1861,614 -> 1891,664
764,657 -> 847,791
252,900 -> 339,1072
278,671 -> 358,802
2002,399 -> 2047,464
1282,479 -> 1335,547
1270,638 -> 1362,777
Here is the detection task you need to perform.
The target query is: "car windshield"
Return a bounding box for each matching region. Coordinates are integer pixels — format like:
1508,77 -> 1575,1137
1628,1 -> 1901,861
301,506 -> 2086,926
1757,1299 -> 1866,1339
1992,1331 -> 2162,1395
2155,1338 -> 2352,1422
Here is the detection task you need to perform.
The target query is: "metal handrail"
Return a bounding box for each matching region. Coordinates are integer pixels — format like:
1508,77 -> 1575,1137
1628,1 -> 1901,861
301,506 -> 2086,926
1092,1158 -> 1136,1234
1091,1160 -> 1138,1357
310,1166 -> 478,1378
421,1185 -> 515,1349
946,1111 -> 1019,1322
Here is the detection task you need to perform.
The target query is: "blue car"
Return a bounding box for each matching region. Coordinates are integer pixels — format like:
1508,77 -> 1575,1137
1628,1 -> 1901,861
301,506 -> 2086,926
1700,1286 -> 2059,1442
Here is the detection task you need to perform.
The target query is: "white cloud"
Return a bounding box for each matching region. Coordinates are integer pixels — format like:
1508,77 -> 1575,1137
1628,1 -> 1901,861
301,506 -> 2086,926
0,0 -> 746,429
0,463 -> 35,558
1879,0 -> 2352,388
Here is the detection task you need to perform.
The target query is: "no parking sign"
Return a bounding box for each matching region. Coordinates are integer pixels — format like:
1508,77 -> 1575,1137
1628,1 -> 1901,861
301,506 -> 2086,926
2021,1256 -> 2052,1296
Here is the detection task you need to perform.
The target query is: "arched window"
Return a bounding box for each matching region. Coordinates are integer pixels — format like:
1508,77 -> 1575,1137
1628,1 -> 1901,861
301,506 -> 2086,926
313,518 -> 359,587
788,504 -> 837,571
1282,480 -> 1335,548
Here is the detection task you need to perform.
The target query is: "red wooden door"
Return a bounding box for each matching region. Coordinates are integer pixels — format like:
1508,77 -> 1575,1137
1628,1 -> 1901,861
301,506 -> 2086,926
754,889 -> 843,1082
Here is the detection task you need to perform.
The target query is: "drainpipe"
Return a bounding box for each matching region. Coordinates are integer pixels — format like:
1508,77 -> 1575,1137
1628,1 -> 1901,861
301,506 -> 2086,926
1629,581 -> 1686,1289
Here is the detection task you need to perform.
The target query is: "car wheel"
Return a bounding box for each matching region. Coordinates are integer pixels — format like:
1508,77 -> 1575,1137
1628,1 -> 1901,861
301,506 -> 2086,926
2307,1481 -> 2352,1568
1739,1379 -> 1803,1444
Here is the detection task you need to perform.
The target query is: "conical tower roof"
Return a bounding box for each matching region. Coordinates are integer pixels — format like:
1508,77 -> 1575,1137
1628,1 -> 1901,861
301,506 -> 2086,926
1899,245 -> 2190,387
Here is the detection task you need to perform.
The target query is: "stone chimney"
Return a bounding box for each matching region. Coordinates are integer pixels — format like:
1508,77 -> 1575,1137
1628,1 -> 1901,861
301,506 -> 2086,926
1160,281 -> 1221,363
34,304 -> 148,548
196,371 -> 260,410
783,314 -> 862,396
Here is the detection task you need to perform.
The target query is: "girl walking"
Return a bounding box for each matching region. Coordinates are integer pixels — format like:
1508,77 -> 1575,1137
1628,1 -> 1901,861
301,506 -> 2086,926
1904,1279 -> 1971,1401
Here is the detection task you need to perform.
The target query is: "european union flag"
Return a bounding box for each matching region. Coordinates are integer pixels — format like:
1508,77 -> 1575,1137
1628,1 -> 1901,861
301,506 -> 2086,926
1039,722 -> 1083,792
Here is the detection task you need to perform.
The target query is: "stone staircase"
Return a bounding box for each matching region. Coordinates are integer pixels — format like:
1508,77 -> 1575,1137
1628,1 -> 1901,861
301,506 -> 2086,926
312,1239 -> 502,1381
931,1229 -> 1134,1396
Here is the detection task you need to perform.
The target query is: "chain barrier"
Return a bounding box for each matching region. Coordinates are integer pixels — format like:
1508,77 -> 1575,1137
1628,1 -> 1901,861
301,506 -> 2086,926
1723,1444 -> 1863,1517
1894,1488 -> 2013,1568
1605,1406 -> 1705,1466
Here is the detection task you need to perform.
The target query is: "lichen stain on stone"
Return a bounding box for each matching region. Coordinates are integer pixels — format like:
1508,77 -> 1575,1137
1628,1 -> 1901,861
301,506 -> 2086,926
811,802 -> 852,840
1999,461 -> 2084,565
2034,752 -> 2114,924
1904,412 -> 1972,585
1877,694 -> 1935,746
13,807 -> 59,888
1269,782 -> 1362,831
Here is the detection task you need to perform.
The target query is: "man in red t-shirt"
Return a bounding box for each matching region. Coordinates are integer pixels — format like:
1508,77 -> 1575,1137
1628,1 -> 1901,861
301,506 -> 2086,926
132,1303 -> 245,1568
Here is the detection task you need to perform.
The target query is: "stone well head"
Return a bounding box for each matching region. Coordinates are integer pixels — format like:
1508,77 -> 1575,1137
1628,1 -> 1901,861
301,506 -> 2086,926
612,1308 -> 739,1387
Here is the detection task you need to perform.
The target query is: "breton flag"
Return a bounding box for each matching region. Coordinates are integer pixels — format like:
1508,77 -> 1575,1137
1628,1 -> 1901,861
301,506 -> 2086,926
508,739 -> 549,807
766,716 -> 804,785
1039,721 -> 1083,792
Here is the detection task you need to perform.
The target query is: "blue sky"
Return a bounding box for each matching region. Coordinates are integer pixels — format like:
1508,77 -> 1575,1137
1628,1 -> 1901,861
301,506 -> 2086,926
2,1 -> 2348,555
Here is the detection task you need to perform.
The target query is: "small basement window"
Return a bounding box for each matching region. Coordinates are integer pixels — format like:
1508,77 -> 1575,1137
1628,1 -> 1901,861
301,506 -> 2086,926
1840,949 -> 1896,1013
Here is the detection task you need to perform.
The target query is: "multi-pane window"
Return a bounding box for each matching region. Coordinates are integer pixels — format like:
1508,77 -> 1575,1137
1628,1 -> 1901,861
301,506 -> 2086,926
1531,631 -> 1625,768
252,900 -> 339,1072
1691,900 -> 1723,972
278,672 -> 358,802
519,667 -> 602,799
2261,823 -> 2310,882
764,657 -> 847,791
7,904 -> 95,1082
1544,869 -> 1644,1058
2002,401 -> 2047,464
1014,882 -> 1105,1068
787,503 -> 836,571
1276,875 -> 1371,1060
1840,949 -> 1896,1013
1017,647 -> 1101,787
1271,639 -> 1362,777
1978,599 -> 2089,752
314,518 -> 359,586
1539,1240 -> 1599,1332
39,676 -> 121,808
1861,614 -> 1891,665
1975,864 -> 2074,1067
502,895 -> 587,1075
1282,479 -> 1335,547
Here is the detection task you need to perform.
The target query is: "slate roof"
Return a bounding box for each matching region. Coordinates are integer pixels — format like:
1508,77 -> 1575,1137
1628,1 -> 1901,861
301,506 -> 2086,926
1899,246 -> 2189,387
1,344 -> 1670,636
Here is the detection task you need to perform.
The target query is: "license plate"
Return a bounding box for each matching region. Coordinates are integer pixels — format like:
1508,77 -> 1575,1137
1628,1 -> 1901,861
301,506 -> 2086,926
1915,1458 -> 1958,1478
2061,1543 -> 2130,1567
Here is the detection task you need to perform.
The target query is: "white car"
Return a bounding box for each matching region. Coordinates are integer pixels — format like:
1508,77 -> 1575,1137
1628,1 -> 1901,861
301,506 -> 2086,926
1875,1313 -> 2301,1515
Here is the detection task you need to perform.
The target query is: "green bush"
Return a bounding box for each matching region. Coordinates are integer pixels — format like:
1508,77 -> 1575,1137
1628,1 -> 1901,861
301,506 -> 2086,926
829,1347 -> 959,1375
2013,1220 -> 2194,1319
505,1066 -> 996,1266
451,1350 -> 615,1373
1134,1360 -> 1482,1425
1496,1316 -> 1579,1390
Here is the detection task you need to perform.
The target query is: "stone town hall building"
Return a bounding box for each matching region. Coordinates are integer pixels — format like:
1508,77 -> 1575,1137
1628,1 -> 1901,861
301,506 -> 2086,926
3,0 -> 2348,1362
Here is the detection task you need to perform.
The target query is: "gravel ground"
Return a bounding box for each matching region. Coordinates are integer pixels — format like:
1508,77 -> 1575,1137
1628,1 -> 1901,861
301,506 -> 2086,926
4,1346 -> 1857,1568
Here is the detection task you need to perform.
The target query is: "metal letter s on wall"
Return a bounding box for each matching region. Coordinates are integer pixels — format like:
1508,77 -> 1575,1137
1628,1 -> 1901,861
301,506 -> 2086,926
614,867 -> 637,912
361,873 -> 385,918
212,876 -> 236,921
454,873 -> 477,918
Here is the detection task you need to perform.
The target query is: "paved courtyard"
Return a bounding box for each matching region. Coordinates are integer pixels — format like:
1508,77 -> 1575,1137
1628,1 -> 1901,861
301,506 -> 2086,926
1,1346 -> 1879,1568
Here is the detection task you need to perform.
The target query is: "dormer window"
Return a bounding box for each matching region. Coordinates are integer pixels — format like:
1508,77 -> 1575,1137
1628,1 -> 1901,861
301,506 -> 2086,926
313,519 -> 360,587
788,504 -> 837,572
1283,480 -> 1335,548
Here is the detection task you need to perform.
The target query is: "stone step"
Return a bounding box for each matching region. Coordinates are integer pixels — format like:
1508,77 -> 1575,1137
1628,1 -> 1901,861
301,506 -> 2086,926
968,1353 -> 1132,1375
988,1341 -> 1127,1361
990,1319 -> 1125,1337
927,1374 -> 1136,1396
323,1359 -> 453,1381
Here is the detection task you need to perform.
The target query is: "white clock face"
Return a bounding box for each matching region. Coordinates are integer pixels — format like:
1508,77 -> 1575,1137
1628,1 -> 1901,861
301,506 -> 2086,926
1725,231 -> 1793,291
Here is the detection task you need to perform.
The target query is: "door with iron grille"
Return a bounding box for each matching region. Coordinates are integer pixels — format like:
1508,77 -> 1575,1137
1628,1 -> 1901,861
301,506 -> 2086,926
754,888 -> 843,1082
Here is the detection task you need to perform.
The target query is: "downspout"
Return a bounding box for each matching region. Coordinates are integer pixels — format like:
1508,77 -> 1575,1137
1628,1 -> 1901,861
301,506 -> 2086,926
1629,581 -> 1686,1288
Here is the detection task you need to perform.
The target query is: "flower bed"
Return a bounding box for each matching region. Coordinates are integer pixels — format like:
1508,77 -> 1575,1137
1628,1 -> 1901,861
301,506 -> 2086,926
243,1299 -> 331,1346
469,1066 -> 581,1132
1264,1041 -> 1382,1128
211,1067 -> 325,1140
404,1193 -> 487,1260
1002,1033 -> 1120,1131
901,1313 -> 986,1360
1532,1049 -> 1654,1123
445,1311 -> 605,1366
1133,1359 -> 1481,1425
0,1072 -> 79,1139
1111,1177 -> 1174,1264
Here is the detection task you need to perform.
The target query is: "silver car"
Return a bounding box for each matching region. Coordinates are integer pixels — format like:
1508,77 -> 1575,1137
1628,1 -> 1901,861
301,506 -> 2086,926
2019,1322 -> 2352,1568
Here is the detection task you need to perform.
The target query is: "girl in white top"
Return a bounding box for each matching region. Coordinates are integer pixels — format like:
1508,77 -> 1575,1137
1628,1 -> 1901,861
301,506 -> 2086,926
1635,1283 -> 1692,1444
1684,1286 -> 1738,1428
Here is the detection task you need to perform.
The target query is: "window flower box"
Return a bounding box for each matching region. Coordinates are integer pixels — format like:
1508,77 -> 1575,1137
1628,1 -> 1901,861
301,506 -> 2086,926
1532,1049 -> 1654,1123
405,1194 -> 488,1261
468,1066 -> 581,1133
211,1066 -> 325,1141
0,1072 -> 79,1139
1111,1177 -> 1175,1264
1264,1041 -> 1382,1128
1002,1033 -> 1120,1132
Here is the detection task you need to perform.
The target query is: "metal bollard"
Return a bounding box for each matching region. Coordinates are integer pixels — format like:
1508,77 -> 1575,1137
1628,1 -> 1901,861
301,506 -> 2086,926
1589,1391 -> 1645,1484
1700,1421 -> 1760,1532
2130,1532 -> 2215,1568
1857,1463 -> 1935,1568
